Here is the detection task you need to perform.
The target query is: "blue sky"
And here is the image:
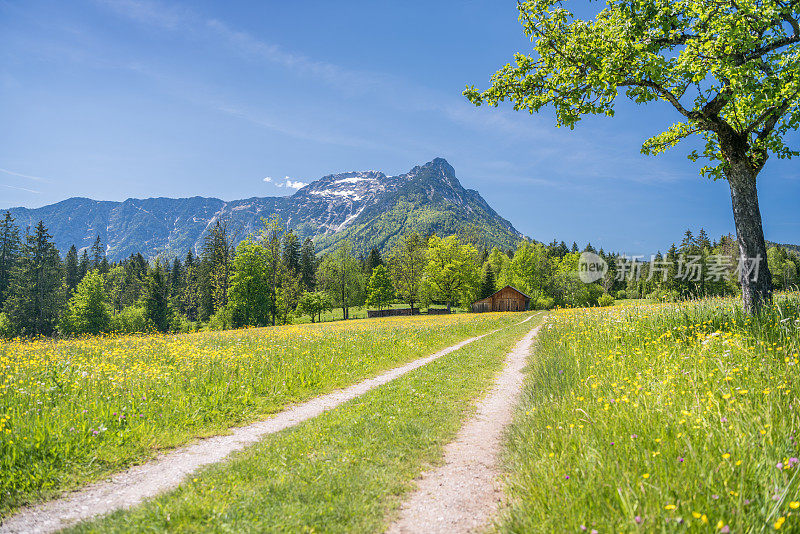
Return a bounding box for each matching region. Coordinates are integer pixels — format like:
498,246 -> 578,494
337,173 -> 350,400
1,0 -> 798,254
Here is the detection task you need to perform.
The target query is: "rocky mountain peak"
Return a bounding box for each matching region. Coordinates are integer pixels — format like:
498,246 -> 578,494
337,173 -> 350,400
5,158 -> 522,260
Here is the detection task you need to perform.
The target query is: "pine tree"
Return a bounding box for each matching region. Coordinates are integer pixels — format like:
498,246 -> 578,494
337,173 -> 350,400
299,237 -> 316,292
282,231 -> 301,275
0,211 -> 21,306
90,235 -> 105,270
64,245 -> 80,294
697,228 -> 712,249
366,247 -> 383,274
78,250 -> 90,280
4,222 -> 63,336
144,262 -> 171,333
681,229 -> 696,251
202,220 -> 233,314
170,257 -> 184,299
665,243 -> 680,292
571,242 -> 579,253
182,250 -> 200,321
479,263 -> 497,299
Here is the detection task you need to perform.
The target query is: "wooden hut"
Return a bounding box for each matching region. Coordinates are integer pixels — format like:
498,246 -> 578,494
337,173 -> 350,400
471,286 -> 530,313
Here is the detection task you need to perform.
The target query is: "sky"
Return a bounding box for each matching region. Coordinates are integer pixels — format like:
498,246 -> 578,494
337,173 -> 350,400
1,0 -> 798,254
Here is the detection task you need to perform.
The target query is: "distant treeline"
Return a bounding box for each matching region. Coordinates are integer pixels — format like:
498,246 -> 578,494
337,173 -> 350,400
0,211 -> 797,338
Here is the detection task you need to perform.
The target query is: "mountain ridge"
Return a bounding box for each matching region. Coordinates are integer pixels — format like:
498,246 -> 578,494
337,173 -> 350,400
5,158 -> 524,261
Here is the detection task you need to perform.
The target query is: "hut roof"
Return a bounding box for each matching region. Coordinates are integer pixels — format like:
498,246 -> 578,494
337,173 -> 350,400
476,285 -> 531,303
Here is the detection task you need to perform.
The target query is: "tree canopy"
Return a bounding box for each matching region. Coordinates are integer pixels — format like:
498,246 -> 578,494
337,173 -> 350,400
465,0 -> 800,313
465,0 -> 800,178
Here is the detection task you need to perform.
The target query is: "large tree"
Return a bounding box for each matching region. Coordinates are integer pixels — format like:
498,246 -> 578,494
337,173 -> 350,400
227,237 -> 271,327
504,242 -> 553,300
258,215 -> 290,326
202,219 -> 234,314
282,230 -> 301,275
90,235 -> 105,271
143,262 -> 172,333
4,222 -> 63,336
64,245 -> 80,295
386,232 -> 427,311
317,240 -> 360,320
366,264 -> 394,310
60,271 -> 110,336
466,0 -> 800,314
299,237 -> 317,292
423,235 -> 481,311
0,212 -> 21,307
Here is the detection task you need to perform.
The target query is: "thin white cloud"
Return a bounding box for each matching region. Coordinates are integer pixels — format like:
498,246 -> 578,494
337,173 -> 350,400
2,183 -> 41,194
0,167 -> 50,183
262,176 -> 272,183
97,0 -> 545,141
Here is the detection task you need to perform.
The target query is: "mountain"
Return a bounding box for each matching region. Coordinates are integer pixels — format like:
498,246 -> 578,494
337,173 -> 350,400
767,241 -> 800,255
4,158 -> 523,261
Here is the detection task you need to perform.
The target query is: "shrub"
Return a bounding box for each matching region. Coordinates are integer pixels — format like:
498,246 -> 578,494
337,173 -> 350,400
534,296 -> 555,310
0,313 -> 13,339
209,306 -> 234,331
297,291 -> 333,323
577,283 -> 604,307
598,294 -> 615,307
170,313 -> 193,333
110,306 -> 156,334
59,272 -> 111,336
616,290 -> 627,299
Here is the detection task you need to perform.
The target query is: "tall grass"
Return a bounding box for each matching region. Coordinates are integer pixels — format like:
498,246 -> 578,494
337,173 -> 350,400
0,312 -> 520,516
499,294 -> 800,533
67,314 -> 542,533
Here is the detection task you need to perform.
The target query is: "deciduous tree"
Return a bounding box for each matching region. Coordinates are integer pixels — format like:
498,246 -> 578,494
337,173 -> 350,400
466,0 -> 800,313
60,271 -> 110,335
423,235 -> 480,311
317,240 -> 360,320
227,238 -> 271,327
366,265 -> 394,310
386,232 -> 427,311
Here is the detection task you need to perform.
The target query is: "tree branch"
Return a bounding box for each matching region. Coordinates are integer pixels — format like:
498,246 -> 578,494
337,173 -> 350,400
754,88 -> 800,141
618,79 -> 693,118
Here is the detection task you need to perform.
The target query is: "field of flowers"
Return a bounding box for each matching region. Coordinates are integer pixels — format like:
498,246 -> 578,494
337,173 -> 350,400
499,295 -> 800,532
66,313 -> 543,533
0,312 -> 522,516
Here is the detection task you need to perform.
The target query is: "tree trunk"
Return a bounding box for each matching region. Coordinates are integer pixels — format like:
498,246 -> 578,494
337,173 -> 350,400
726,157 -> 772,315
